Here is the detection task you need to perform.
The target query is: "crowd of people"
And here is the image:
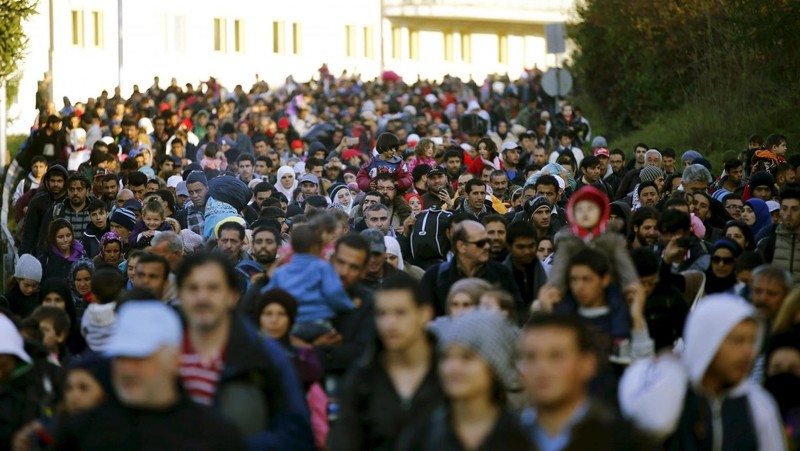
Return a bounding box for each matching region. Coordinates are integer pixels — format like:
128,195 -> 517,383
1,68 -> 798,450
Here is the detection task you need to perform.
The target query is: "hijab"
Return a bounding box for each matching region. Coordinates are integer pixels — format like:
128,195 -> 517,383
704,238 -> 742,295
329,184 -> 353,215
99,231 -> 123,264
745,198 -> 771,237
276,166 -> 298,201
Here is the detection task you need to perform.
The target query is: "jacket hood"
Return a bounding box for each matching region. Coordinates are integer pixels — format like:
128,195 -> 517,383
610,200 -> 632,224
566,185 -> 610,239
682,293 -> 761,386
43,164 -> 68,193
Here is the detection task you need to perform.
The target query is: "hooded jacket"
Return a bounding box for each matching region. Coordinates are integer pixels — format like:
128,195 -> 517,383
20,164 -> 69,255
619,294 -> 784,451
356,155 -> 413,192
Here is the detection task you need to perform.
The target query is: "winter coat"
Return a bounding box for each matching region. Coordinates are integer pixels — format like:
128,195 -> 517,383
758,224 -> 800,285
0,283 -> 41,319
356,155 -> 413,192
502,254 -> 548,322
39,244 -> 87,282
313,283 -> 375,376
81,222 -> 109,259
129,219 -> 174,249
20,164 -> 69,255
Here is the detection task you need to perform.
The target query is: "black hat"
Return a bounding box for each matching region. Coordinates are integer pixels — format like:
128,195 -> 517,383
427,166 -> 446,177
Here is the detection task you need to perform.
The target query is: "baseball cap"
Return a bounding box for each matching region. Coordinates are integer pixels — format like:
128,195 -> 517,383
361,229 -> 387,254
167,175 -> 183,189
105,302 -> 182,358
501,141 -> 521,153
767,200 -> 780,213
594,147 -> 610,158
0,314 -> 32,363
123,199 -> 142,212
299,173 -> 320,185
176,181 -> 189,197
427,166 -> 446,177
591,136 -> 608,148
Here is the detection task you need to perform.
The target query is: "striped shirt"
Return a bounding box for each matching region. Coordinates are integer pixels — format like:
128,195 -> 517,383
179,335 -> 225,406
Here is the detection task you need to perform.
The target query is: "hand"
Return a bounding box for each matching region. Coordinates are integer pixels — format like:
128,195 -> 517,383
436,189 -> 453,208
402,215 -> 416,236
369,180 -> 377,191
291,336 -> 312,348
624,282 -> 646,331
663,237 -> 687,265
536,284 -> 563,312
12,420 -> 42,451
313,331 -> 343,346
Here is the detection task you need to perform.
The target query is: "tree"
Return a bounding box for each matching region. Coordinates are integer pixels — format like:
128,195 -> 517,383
0,0 -> 37,81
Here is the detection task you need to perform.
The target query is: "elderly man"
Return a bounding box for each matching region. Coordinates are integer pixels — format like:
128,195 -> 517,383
55,302 -> 244,449
616,148 -> 661,200
420,220 -> 523,318
682,164 -> 714,194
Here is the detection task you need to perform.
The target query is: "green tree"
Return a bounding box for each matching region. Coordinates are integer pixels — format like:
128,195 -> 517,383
0,0 -> 37,107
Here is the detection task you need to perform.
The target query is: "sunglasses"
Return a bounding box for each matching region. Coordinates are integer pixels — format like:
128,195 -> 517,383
465,239 -> 489,248
711,256 -> 735,265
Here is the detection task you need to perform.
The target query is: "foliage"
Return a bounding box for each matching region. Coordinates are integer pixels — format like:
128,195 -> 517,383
569,0 -> 800,140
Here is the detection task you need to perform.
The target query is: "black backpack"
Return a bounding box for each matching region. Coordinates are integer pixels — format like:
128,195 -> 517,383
409,207 -> 452,263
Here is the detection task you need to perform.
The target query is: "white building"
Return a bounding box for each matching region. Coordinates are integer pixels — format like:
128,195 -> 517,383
7,0 -> 574,134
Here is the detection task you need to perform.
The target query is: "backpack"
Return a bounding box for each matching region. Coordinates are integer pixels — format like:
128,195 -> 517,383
409,207 -> 453,263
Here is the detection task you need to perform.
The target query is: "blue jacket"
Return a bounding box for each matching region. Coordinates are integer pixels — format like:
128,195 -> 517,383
265,254 -> 354,323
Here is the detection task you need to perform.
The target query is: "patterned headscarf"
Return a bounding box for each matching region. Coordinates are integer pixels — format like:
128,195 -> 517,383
99,231 -> 123,262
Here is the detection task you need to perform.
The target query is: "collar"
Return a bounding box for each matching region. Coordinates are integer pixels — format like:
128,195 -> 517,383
454,256 -> 487,278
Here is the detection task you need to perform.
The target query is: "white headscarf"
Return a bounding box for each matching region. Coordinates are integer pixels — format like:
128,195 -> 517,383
384,236 -> 404,270
329,184 -> 353,215
276,166 -> 297,201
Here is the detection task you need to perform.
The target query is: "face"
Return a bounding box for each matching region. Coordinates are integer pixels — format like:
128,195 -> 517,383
505,148 -> 520,165
110,222 -> 131,241
238,160 -> 253,178
459,227 -> 490,263
440,344 -> 495,401
103,242 -> 122,263
375,289 -> 431,351
135,262 -> 168,297
446,157 -> 462,174
645,153 -> 661,167
518,327 -> 595,409
537,239 -> 554,261
143,212 -> 163,231
428,173 -> 448,189
251,230 -> 278,265
751,276 -> 786,321
485,222 -> 507,255
725,226 -> 747,250
186,182 -> 208,209
55,227 -> 73,252
103,179 -> 119,200
18,279 -> 39,297
300,182 -> 318,197
609,154 -> 624,173
65,369 -> 105,415
481,168 -> 493,183
362,195 -> 381,211
260,303 -> 290,339
490,175 -> 508,197
572,200 -> 601,230
448,292 -> 476,317
376,180 -> 397,200
255,160 -> 269,175
532,208 -> 552,230
741,205 -> 756,226
129,184 -> 145,201
781,199 -> 800,231
728,165 -> 744,184
635,219 -> 660,246
218,229 -> 243,260
68,181 -> 88,207
725,199 -> 743,220
41,292 -> 66,309
113,348 -> 176,408
39,319 -> 63,352
663,156 -> 675,172
568,265 -> 609,308
280,172 -> 295,189
635,146 -> 647,164
767,348 -> 800,377
385,252 -> 400,269
706,320 -> 757,389
365,209 -> 390,234
711,248 -> 736,279
48,175 -> 65,196
31,161 -> 47,179
408,197 -> 422,214
467,184 -> 486,211
582,164 -> 601,183
753,186 -> 772,201
74,269 -> 92,295
180,263 -> 237,332
332,245 -> 368,290
336,189 -> 352,207
536,185 -> 559,206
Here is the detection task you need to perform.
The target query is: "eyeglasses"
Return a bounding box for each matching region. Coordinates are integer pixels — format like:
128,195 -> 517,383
711,256 -> 735,265
465,239 -> 489,248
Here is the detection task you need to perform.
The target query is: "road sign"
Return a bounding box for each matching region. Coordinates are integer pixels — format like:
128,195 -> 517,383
545,23 -> 566,55
541,67 -> 573,98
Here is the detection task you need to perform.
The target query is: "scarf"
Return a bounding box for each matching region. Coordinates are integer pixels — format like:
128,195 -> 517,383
99,231 -> 123,263
275,166 -> 298,201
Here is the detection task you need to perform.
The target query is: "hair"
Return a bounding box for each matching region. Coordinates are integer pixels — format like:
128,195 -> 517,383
236,154 -> 255,165
752,264 -> 792,295
610,148 -> 625,159
773,286 -> 800,333
662,147 -> 676,159
659,209 -> 691,234
308,211 -> 339,234
446,278 -> 492,314
634,143 -> 649,152
31,306 -> 71,338
765,133 -> 787,150
682,164 -> 713,185
444,148 -> 463,163
305,195 -> 328,209
290,223 -> 322,253
67,173 -> 89,189
534,174 -> 560,192
48,218 -> 74,248
151,231 -> 184,254
142,198 -> 166,219
736,250 -> 764,273
249,288 -> 298,333
31,155 -> 48,166
175,252 -> 240,291
481,289 -> 517,323
631,247 -> 660,277
127,171 -> 147,187
376,133 -> 401,154
481,214 -> 507,229
524,312 -> 593,353
724,158 -> 744,172
780,184 -> 800,203
477,138 -> 498,160
253,182 -> 274,196
136,253 -> 170,281
465,178 -> 485,194
664,196 -> 690,211
334,233 -> 371,261
723,220 -> 756,251
87,199 -> 109,213
365,203 -> 389,216
415,138 -> 434,157
91,267 -> 125,303
569,247 -> 610,277
306,157 -> 325,171
377,272 -> 429,306
629,207 -> 660,240
217,221 -> 245,241
580,155 -> 600,171
637,181 -> 658,197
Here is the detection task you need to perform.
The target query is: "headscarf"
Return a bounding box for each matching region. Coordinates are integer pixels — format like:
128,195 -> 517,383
566,186 -> 610,240
99,232 -> 123,263
745,198 -> 771,237
705,238 -> 743,295
524,162 -> 575,191
384,236 -> 405,270
329,184 -> 353,215
276,166 -> 298,201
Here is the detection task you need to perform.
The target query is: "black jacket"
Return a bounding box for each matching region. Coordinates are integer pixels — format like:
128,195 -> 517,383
327,340 -> 445,451
503,254 -> 548,323
20,164 -> 68,255
421,259 -> 524,317
314,283 -> 375,377
55,394 -> 244,451
0,283 -> 41,318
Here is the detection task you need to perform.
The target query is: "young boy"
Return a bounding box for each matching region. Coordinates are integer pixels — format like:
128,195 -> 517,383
356,133 -> 413,193
82,199 -> 110,258
31,306 -> 71,366
264,224 -> 354,342
81,267 -> 125,353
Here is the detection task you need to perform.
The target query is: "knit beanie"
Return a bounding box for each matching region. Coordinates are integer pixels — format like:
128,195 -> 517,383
749,171 -> 775,190
639,166 -> 665,183
15,254 -> 42,283
681,150 -> 703,164
186,170 -> 208,187
524,195 -> 552,216
259,289 -> 298,327
438,310 -> 519,390
109,208 -> 137,231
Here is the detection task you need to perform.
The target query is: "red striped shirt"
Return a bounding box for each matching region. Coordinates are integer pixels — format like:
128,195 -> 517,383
179,335 -> 225,406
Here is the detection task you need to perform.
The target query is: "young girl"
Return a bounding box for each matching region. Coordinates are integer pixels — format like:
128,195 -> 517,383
466,137 -> 503,177
129,199 -> 172,249
0,254 -> 42,318
39,219 -> 87,282
407,138 -> 437,173
200,142 -> 228,171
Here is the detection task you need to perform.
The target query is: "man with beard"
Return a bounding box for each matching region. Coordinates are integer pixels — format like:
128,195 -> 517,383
482,214 -> 509,262
628,207 -> 660,249
215,221 -> 250,265
20,164 -> 68,255
100,173 -> 120,204
46,173 -> 94,241
237,223 -> 280,295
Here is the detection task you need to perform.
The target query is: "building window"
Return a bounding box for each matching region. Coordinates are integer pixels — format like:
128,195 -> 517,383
444,32 -> 454,62
363,26 -> 373,59
91,11 -> 103,47
234,20 -> 243,53
391,26 -> 401,60
174,16 -> 186,52
409,28 -> 419,60
273,21 -> 284,54
71,10 -> 84,47
498,34 -> 508,64
292,23 -> 302,55
214,18 -> 227,52
461,32 -> 471,63
345,25 -> 356,57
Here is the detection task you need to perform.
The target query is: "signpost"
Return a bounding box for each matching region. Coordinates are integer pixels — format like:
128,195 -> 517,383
543,23 -> 569,109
